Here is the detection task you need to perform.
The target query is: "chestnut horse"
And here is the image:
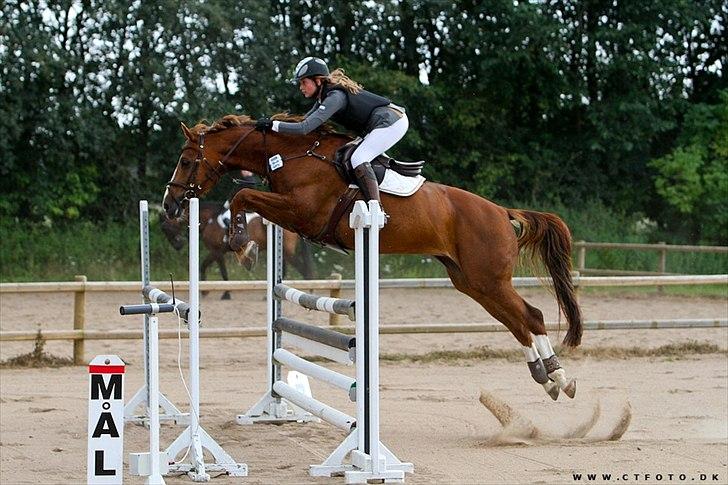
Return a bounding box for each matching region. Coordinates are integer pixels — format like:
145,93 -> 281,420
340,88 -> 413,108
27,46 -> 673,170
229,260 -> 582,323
163,114 -> 582,400
161,199 -> 314,300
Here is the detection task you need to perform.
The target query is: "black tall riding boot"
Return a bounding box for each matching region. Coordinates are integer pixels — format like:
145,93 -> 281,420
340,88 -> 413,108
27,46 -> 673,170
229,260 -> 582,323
353,162 -> 382,204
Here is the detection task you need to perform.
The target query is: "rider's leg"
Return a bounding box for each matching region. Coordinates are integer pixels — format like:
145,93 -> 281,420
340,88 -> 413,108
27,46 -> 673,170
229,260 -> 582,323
350,115 -> 409,205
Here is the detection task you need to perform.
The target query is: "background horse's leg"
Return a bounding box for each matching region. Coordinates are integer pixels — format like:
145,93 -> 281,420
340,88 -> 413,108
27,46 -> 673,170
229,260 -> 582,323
216,253 -> 231,300
283,231 -> 314,279
204,223 -> 232,300
296,240 -> 315,279
200,253 -> 214,298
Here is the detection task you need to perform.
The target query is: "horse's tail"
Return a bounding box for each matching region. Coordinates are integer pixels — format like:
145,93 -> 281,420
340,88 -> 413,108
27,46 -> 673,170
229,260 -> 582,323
507,208 -> 583,347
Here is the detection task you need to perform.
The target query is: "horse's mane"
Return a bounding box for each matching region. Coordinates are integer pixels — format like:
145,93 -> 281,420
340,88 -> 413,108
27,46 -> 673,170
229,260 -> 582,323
190,113 -> 343,137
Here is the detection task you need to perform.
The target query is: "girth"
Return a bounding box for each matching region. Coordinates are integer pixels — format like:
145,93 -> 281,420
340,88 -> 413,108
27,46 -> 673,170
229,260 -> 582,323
309,186 -> 360,251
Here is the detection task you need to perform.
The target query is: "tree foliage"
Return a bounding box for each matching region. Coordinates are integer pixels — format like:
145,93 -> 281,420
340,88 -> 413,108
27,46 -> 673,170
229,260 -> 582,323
0,0 -> 725,243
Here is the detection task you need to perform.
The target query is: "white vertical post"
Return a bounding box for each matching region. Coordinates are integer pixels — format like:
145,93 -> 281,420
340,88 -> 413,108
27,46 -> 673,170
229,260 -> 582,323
146,315 -> 165,485
188,198 -> 201,440
141,200 -> 152,415
125,201 -> 186,426
268,223 -> 284,394
353,203 -> 367,455
346,201 -> 412,483
236,220 -> 314,425
367,200 -> 383,474
266,221 -> 275,391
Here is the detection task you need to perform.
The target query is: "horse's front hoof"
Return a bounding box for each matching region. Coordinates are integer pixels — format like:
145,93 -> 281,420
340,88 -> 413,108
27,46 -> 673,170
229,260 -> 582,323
229,232 -> 247,252
221,291 -> 231,300
563,378 -> 577,399
243,240 -> 258,270
544,381 -> 560,401
234,240 -> 258,270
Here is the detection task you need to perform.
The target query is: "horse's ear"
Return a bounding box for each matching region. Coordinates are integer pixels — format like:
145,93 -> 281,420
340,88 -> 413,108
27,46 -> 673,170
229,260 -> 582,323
180,122 -> 195,141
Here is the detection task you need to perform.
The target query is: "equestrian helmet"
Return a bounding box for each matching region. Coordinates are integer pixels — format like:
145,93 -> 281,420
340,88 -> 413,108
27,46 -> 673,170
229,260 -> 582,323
292,57 -> 329,84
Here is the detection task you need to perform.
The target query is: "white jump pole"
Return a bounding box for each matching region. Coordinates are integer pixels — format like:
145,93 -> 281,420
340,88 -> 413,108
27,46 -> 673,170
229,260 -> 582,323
347,200 -> 412,483
188,197 -> 204,475
368,200 -> 383,475
146,314 -> 165,484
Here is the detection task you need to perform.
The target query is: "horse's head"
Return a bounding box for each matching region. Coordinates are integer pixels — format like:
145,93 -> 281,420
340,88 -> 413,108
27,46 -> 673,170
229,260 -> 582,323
163,121 -> 255,219
160,213 -> 186,251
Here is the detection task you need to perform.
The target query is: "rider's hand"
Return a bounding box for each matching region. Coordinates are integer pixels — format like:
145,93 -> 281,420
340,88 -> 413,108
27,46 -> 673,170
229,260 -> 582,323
255,117 -> 273,132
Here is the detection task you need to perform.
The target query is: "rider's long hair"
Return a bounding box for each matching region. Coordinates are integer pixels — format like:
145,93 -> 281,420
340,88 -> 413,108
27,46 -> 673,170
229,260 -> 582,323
322,68 -> 362,94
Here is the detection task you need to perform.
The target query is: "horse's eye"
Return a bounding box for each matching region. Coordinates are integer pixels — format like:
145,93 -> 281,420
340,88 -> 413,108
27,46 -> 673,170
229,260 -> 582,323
180,158 -> 191,167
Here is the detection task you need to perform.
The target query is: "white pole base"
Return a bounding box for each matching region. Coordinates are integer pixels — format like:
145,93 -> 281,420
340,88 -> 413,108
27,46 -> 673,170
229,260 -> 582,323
124,386 -> 189,426
350,448 -> 414,473
165,425 -> 248,478
309,431 -> 357,477
129,451 -> 169,483
236,392 -> 320,425
308,431 -> 413,482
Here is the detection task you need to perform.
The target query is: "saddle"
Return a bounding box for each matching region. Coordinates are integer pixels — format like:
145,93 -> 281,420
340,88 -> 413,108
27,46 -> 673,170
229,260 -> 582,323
311,140 -> 426,252
333,139 -> 425,185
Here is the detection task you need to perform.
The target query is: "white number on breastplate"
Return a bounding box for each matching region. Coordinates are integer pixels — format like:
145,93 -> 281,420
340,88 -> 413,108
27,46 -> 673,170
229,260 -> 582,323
269,154 -> 283,171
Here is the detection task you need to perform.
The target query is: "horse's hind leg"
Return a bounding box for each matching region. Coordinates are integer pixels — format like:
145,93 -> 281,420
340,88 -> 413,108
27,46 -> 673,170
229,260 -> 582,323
523,301 -> 577,398
437,257 -> 561,399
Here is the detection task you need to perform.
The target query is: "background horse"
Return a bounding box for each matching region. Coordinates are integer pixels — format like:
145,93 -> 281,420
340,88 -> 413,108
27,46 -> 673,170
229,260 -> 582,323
163,114 -> 582,400
161,199 -> 314,299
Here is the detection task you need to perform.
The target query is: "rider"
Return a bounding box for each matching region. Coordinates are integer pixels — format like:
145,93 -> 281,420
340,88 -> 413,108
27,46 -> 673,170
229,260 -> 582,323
255,57 -> 409,208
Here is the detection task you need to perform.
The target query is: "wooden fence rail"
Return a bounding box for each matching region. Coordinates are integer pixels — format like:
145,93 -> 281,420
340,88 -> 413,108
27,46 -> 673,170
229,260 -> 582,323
574,241 -> 728,276
2,319 -> 726,344
1,274 -> 726,364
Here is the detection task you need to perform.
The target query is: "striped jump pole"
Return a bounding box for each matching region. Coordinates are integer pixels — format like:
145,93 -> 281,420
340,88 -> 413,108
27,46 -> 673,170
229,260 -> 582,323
237,201 -> 413,483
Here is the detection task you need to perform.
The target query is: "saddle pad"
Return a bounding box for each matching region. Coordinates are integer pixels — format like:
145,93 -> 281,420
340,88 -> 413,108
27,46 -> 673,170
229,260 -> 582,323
347,169 -> 426,197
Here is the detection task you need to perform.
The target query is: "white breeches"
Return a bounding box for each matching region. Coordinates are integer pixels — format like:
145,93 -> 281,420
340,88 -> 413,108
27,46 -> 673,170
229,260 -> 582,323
350,114 -> 409,169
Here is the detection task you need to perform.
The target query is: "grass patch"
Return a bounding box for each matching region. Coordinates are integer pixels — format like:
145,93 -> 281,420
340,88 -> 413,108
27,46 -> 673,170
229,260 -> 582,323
0,332 -> 74,368
381,340 -> 725,363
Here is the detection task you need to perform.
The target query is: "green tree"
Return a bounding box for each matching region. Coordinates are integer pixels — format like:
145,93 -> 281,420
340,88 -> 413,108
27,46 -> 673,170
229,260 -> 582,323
650,91 -> 728,243
0,1 -> 107,220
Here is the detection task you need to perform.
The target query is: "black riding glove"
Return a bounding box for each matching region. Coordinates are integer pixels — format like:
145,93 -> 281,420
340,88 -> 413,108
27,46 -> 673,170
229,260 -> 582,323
255,117 -> 273,132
